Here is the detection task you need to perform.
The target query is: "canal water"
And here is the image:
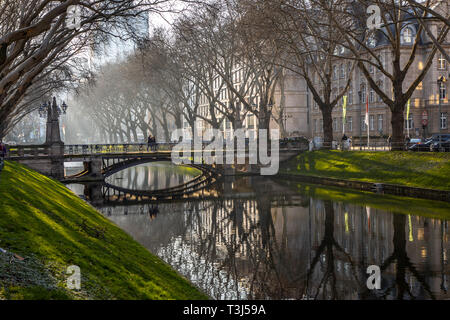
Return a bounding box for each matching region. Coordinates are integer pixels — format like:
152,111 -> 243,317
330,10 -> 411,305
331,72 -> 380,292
67,162 -> 450,300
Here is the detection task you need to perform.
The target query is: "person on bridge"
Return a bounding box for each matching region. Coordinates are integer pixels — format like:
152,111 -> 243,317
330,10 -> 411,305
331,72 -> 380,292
0,140 -> 6,172
147,135 -> 153,152
151,136 -> 157,151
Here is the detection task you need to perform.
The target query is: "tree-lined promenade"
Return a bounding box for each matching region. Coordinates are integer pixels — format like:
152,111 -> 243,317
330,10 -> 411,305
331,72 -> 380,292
3,1 -> 449,151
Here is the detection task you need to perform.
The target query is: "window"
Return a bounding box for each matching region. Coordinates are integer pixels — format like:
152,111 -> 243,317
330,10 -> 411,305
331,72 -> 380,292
319,119 -> 323,132
333,66 -> 338,80
401,27 -> 413,44
438,54 -> 447,70
361,116 -> 366,131
377,80 -> 384,102
333,118 -> 338,132
348,116 -> 353,132
360,83 -> 367,103
378,54 -> 385,69
348,87 -> 353,105
439,81 -> 447,99
340,64 -> 345,79
378,114 -> 384,132
247,115 -> 255,129
314,119 -> 318,132
369,115 -> 375,131
441,113 -> 448,129
369,88 -> 375,103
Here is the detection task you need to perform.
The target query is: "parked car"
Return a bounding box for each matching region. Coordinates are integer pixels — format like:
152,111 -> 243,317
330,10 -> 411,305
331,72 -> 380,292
408,139 -> 433,152
430,139 -> 450,152
406,138 -> 423,148
430,134 -> 450,142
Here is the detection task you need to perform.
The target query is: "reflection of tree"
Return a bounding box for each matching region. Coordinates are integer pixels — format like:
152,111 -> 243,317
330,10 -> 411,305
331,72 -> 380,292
373,214 -> 435,300
305,200 -> 358,300
84,174 -> 450,300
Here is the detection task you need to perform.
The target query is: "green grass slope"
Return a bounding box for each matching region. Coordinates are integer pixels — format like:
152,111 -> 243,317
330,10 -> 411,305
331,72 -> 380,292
283,151 -> 450,191
0,161 -> 208,300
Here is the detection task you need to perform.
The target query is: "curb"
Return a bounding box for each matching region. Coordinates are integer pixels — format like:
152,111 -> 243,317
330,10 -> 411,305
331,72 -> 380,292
276,173 -> 450,202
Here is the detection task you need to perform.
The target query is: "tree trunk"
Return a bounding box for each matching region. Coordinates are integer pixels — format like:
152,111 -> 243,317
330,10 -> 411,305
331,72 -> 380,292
321,106 -> 333,149
131,126 -> 138,143
391,107 -> 405,151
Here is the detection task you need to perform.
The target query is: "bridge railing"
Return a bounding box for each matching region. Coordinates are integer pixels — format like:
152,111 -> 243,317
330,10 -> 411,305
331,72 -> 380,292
5,145 -> 50,158
5,140 -> 306,159
64,143 -> 176,155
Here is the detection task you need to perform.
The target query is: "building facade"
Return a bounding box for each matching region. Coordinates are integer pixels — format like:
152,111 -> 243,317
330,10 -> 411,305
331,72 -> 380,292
280,3 -> 450,142
183,3 -> 449,143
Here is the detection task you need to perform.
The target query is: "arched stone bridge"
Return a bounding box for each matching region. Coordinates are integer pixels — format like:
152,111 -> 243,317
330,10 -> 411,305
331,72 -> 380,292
5,141 -> 307,182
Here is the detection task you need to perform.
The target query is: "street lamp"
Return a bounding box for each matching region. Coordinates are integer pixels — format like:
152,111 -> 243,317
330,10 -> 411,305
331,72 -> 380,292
358,90 -> 362,150
38,99 -> 68,119
61,101 -> 68,114
437,76 -> 447,151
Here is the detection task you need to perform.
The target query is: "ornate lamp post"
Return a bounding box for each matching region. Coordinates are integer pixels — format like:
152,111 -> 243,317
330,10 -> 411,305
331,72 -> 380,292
437,76 -> 446,151
38,97 -> 68,145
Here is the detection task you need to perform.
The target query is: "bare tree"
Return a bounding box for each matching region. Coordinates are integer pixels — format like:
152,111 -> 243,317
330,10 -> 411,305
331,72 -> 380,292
329,0 -> 449,150
405,0 -> 450,63
174,1 -> 283,141
247,0 -> 355,148
0,0 -> 169,138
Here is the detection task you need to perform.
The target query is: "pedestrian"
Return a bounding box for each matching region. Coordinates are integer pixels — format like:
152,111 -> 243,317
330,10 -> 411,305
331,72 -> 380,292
309,139 -> 314,151
341,134 -> 348,151
0,140 -> 6,172
387,135 -> 392,148
151,136 -> 157,151
0,140 -> 6,157
147,135 -> 152,152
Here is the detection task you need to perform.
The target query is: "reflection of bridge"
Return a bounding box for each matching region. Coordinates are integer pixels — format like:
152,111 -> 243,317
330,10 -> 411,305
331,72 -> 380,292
100,163 -> 219,202
6,142 -> 306,181
72,176 -> 306,207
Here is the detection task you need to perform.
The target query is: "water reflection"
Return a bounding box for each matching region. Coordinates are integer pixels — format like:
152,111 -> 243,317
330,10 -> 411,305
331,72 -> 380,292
105,162 -> 200,191
67,174 -> 450,300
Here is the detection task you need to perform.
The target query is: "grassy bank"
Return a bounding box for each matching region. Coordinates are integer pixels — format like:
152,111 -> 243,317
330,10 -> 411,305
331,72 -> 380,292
282,151 -> 450,191
0,161 -> 208,300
